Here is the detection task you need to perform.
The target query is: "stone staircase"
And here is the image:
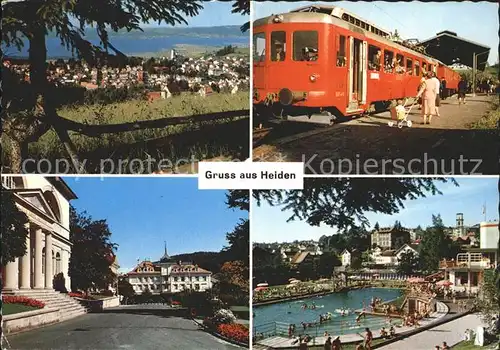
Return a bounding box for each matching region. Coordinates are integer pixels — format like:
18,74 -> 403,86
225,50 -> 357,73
3,289 -> 88,322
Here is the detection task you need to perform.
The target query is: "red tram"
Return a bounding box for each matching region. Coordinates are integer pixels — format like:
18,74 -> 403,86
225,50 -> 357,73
253,5 -> 461,124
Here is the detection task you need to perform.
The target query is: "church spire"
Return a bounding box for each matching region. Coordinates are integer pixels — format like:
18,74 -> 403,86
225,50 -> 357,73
161,241 -> 171,262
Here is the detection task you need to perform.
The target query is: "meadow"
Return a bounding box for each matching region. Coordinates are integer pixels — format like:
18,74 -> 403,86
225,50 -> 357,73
1,91 -> 249,173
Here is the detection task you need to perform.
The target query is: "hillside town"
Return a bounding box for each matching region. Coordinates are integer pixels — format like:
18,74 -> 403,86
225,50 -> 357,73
3,47 -> 250,99
253,213 -> 498,294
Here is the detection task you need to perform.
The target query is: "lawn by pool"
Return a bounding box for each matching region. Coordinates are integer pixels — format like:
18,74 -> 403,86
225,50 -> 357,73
254,288 -> 403,337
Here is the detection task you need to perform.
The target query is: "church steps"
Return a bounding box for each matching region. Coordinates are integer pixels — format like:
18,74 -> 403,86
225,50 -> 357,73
3,290 -> 89,321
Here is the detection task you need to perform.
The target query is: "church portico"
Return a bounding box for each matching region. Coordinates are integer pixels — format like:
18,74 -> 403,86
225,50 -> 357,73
2,176 -> 77,293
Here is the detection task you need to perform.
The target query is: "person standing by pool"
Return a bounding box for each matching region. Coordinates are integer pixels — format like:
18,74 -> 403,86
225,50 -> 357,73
331,336 -> 342,350
364,328 -> 373,350
324,336 -> 332,349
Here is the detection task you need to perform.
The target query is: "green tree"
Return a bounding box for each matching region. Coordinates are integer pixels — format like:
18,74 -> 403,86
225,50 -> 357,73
394,236 -> 409,250
1,187 -> 29,264
397,250 -> 419,275
69,206 -> 117,293
118,277 -> 135,300
253,246 -> 292,286
418,214 -> 450,274
224,190 -> 249,268
315,252 -> 341,278
477,270 -> 500,336
253,178 -> 454,231
298,262 -> 315,281
373,222 -> 380,231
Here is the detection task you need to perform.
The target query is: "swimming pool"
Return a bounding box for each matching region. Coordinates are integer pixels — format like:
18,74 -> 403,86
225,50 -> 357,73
253,288 -> 403,337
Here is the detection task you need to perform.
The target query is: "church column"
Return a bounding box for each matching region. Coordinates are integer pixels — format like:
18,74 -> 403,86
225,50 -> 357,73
20,224 -> 32,289
4,258 -> 19,290
45,233 -> 53,289
34,228 -> 44,289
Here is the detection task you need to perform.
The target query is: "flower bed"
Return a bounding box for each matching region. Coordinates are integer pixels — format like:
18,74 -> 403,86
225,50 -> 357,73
2,296 -> 45,309
217,323 -> 249,344
68,292 -> 86,298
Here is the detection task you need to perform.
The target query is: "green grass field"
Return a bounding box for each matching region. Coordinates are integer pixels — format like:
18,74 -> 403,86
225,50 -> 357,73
3,303 -> 39,315
470,96 -> 500,129
1,91 -> 249,172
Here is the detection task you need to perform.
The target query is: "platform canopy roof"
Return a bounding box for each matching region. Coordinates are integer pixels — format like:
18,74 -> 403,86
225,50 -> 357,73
418,31 -> 490,71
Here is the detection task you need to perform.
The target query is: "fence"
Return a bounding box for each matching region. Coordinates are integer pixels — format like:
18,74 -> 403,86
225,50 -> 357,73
253,315 -> 399,340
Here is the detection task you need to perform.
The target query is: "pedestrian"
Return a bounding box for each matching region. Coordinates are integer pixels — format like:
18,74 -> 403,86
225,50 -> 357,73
332,335 -> 342,350
364,328 -> 373,350
416,72 -> 437,125
324,336 -> 332,349
431,72 -> 441,116
458,76 -> 467,105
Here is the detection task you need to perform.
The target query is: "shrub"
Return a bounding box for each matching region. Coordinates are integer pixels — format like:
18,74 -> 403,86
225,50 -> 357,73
2,295 -> 45,309
203,317 -> 216,331
53,272 -> 68,293
217,323 -> 249,344
212,308 -> 237,325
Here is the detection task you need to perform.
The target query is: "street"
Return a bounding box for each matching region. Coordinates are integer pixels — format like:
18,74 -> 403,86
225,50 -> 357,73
5,305 -> 243,350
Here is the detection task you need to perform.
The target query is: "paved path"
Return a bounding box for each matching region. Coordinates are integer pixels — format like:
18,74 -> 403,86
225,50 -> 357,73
5,305 -> 242,350
379,313 -> 484,350
254,94 -> 498,174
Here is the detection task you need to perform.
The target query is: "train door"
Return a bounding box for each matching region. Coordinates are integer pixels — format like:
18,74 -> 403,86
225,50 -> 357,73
253,32 -> 267,90
347,36 -> 367,113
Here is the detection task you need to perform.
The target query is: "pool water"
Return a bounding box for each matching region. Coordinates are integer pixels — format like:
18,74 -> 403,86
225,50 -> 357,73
254,288 -> 403,336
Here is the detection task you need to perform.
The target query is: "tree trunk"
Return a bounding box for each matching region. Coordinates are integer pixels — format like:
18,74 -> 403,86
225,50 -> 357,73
28,26 -> 48,92
7,137 -> 23,173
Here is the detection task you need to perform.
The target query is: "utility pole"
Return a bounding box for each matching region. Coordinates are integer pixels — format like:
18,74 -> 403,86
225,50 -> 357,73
472,52 -> 477,97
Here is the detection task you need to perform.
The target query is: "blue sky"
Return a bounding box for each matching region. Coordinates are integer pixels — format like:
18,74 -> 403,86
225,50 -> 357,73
252,177 -> 499,243
64,177 -> 246,273
253,1 -> 499,65
144,1 -> 248,27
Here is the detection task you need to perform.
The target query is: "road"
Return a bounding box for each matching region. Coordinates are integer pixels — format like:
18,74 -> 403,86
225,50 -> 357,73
5,305 -> 243,350
253,94 -> 498,175
379,313 -> 484,350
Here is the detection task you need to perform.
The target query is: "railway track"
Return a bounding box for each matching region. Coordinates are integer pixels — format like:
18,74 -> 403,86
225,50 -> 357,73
252,116 -> 359,149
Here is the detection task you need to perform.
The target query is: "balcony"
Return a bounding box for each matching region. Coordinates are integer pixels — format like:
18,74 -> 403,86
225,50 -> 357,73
440,253 -> 495,269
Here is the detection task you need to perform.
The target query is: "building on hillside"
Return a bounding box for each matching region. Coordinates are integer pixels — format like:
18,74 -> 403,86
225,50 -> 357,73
341,249 -> 361,267
290,251 -> 315,267
452,212 -> 466,237
394,244 -> 419,264
1,176 -> 77,292
440,222 -> 499,294
125,244 -> 213,294
371,227 -> 411,250
372,250 -> 397,266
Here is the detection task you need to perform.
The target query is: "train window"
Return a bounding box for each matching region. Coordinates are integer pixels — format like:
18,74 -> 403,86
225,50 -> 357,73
293,31 -> 319,61
415,61 -> 420,76
336,35 -> 346,67
368,45 -> 381,71
271,31 -> 287,62
253,33 -> 266,62
384,50 -> 394,73
395,54 -> 404,74
422,62 -> 427,76
406,58 -> 413,75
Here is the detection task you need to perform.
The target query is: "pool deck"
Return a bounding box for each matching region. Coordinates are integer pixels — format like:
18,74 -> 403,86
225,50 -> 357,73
254,301 -> 449,349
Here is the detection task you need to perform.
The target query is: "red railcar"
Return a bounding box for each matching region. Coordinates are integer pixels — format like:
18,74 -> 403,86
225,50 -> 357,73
253,5 -> 461,124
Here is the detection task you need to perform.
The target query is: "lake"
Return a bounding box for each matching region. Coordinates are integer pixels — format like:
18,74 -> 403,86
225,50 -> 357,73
4,35 -> 249,59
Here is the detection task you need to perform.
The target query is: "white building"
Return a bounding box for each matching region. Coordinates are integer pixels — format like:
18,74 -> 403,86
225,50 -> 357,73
394,244 -> 419,264
341,249 -> 351,267
2,176 -> 77,292
125,244 -> 213,294
441,222 -> 499,294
